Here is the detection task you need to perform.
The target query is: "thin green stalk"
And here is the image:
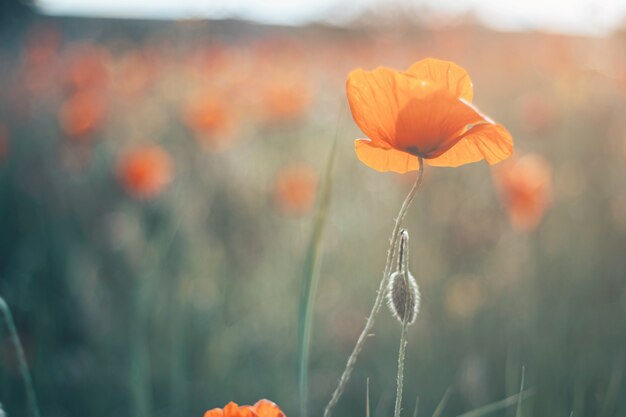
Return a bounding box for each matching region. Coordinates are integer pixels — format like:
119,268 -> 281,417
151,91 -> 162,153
0,295 -> 42,417
298,137 -> 337,417
394,229 -> 413,417
130,280 -> 153,417
454,390 -> 534,417
322,157 -> 424,417
130,187 -> 186,417
394,317 -> 410,417
515,367 -> 525,417
366,378 -> 371,417
412,397 -> 420,417
431,388 -> 452,417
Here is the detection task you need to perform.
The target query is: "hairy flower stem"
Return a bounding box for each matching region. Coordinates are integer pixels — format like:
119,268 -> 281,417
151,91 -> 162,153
0,296 -> 42,417
394,320 -> 409,417
394,268 -> 411,417
322,157 -> 424,417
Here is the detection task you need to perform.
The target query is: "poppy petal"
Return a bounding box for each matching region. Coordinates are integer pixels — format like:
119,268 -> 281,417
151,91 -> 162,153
346,67 -> 406,146
427,123 -> 514,167
224,402 -> 257,417
405,58 -> 473,102
393,92 -> 485,157
205,409 -> 224,417
253,400 -> 286,417
355,139 -> 420,173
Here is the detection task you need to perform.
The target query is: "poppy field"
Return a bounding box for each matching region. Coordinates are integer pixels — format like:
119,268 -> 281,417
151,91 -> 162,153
1,11 -> 626,417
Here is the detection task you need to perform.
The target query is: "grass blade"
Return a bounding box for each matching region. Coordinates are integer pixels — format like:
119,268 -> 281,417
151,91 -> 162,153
412,396 -> 420,417
431,387 -> 452,417
366,378 -> 371,417
515,367 -> 525,417
455,389 -> 535,417
297,135 -> 338,417
0,295 -> 42,417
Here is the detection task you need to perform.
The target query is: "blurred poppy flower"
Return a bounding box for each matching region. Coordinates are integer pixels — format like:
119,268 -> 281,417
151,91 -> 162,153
204,400 -> 285,417
183,93 -> 237,151
116,145 -> 173,200
261,83 -> 311,123
258,72 -> 312,123
21,23 -> 62,96
493,154 -> 552,232
64,43 -> 111,92
518,92 -> 557,134
58,89 -> 105,140
0,123 -> 9,162
346,58 -> 513,173
23,23 -> 61,68
114,50 -> 159,98
274,165 -> 318,216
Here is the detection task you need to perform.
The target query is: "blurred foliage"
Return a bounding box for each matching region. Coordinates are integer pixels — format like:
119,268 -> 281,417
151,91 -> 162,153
1,9 -> 626,417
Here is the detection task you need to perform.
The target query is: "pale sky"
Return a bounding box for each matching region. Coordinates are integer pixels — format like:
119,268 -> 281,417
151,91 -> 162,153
37,0 -> 626,36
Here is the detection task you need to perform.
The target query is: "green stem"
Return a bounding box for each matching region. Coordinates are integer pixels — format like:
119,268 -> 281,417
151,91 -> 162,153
0,295 -> 42,417
394,230 -> 412,417
298,138 -> 337,417
394,317 -> 410,417
322,157 -> 424,417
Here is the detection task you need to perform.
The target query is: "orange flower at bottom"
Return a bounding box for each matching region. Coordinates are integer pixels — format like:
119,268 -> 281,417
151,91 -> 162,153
204,400 -> 285,417
346,58 -> 513,173
116,145 -> 173,200
493,154 -> 552,232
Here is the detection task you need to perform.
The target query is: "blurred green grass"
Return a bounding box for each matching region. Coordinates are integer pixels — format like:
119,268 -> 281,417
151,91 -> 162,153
0,11 -> 625,417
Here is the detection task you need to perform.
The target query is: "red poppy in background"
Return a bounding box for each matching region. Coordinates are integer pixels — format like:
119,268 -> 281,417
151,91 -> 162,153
518,92 -> 557,134
116,145 -> 173,200
64,43 -> 111,92
114,50 -> 159,98
274,165 -> 318,216
0,123 -> 9,162
346,58 -> 513,173
493,154 -> 552,232
23,23 -> 61,68
183,93 -> 237,151
259,78 -> 311,123
58,89 -> 106,140
21,23 -> 62,96
204,400 -> 285,417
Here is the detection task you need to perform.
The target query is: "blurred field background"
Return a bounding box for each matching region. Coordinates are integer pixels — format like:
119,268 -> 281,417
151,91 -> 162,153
1,1 -> 626,416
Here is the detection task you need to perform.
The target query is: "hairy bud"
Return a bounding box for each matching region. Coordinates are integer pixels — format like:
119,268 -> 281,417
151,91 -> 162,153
386,229 -> 420,325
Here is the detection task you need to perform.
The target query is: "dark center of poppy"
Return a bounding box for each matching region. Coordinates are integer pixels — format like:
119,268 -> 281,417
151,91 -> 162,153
405,146 -> 421,156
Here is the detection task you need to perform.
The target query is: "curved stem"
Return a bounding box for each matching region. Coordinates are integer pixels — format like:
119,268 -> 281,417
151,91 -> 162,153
322,157 -> 424,417
0,296 -> 42,417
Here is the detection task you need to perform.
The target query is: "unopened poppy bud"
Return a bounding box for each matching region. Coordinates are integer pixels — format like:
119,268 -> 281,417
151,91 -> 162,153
387,229 -> 420,325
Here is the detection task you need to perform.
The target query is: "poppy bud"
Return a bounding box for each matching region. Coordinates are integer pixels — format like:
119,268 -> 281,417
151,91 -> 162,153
387,229 -> 420,325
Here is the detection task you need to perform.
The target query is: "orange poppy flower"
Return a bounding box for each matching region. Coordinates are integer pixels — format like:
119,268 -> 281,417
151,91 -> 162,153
182,93 -> 237,151
64,43 -> 110,92
58,89 -> 106,140
493,154 -> 552,232
259,76 -> 312,123
346,58 -> 513,173
116,145 -> 174,200
274,165 -> 318,216
0,123 -> 9,162
114,50 -> 159,98
204,400 -> 285,417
